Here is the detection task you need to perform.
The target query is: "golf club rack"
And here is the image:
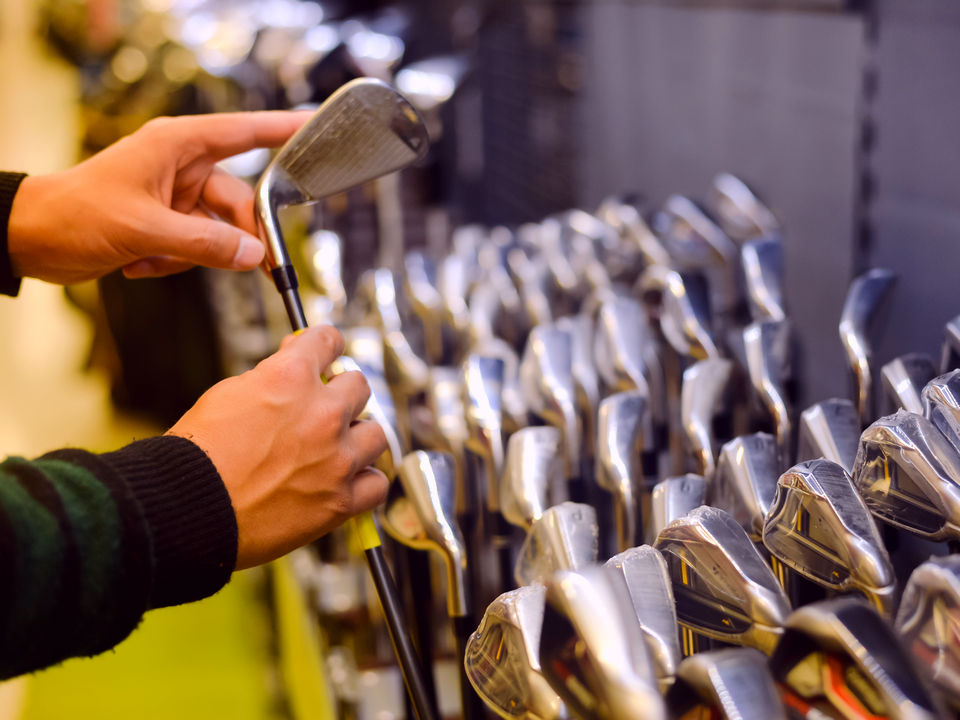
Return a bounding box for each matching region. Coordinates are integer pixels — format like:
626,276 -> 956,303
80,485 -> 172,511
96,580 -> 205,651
40,0 -> 960,718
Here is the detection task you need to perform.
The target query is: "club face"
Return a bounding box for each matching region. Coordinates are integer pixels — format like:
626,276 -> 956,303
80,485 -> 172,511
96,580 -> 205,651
711,433 -> 780,541
655,506 -> 790,653
922,370 -> 960,452
762,459 -> 896,615
743,319 -> 792,464
500,427 -> 564,530
649,475 -> 707,543
256,78 -> 429,269
852,410 -> 960,543
796,398 -> 860,475
667,648 -> 788,720
708,173 -> 780,240
515,502 -> 598,587
881,353 -> 937,417
895,555 -> 960,706
772,598 -> 944,720
942,315 -> 960,374
596,391 -> 647,550
604,546 -> 680,687
681,358 -> 733,478
540,567 -> 666,720
464,584 -> 569,720
838,268 -> 897,426
389,450 -> 468,616
740,236 -> 786,322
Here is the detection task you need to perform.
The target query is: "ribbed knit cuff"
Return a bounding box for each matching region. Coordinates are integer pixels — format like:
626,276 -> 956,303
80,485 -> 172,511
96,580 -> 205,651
100,436 -> 238,608
0,172 -> 27,297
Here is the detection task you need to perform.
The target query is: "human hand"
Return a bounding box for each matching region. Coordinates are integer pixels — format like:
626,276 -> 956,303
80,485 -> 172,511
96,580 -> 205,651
167,325 -> 389,569
7,110 -> 311,285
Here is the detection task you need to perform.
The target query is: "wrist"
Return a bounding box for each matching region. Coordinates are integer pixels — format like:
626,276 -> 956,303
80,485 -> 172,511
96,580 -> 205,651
7,173 -> 48,281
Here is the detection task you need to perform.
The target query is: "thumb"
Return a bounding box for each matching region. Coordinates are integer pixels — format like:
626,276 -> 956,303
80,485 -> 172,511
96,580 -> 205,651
142,208 -> 265,271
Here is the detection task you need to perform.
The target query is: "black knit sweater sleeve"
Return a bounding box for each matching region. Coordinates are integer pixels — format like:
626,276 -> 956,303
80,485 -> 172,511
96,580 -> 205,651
0,436 -> 237,679
0,171 -> 27,297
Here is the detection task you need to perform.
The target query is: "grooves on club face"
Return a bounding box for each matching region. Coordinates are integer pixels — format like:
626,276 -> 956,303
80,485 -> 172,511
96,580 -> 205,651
796,398 -> 860,475
604,546 -> 680,689
649,475 -> 707,544
743,318 -> 792,465
771,598 -> 946,720
654,506 -> 790,654
922,370 -> 960,453
838,268 -> 897,427
881,353 -> 937,417
681,358 -> 733,479
500,427 -> 564,531
895,555 -> 960,708
463,354 -> 506,513
463,584 -> 569,720
256,77 -> 430,273
596,390 -> 647,552
852,410 -> 960,544
711,433 -> 779,542
540,567 -> 666,720
666,648 -> 788,720
515,502 -> 598,587
762,459 -> 896,616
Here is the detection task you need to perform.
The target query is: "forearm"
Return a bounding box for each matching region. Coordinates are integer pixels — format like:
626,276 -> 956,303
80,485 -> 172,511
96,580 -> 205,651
0,436 -> 237,679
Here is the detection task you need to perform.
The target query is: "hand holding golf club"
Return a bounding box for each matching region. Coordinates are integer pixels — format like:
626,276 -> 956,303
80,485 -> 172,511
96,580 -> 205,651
7,110 -> 311,285
167,324 -> 389,569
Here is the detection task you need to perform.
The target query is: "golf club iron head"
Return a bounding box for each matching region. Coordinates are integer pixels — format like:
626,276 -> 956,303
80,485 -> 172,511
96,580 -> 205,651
796,398 -> 860,475
655,505 -> 790,654
895,555 -> 960,709
464,584 -> 569,720
666,648 -> 788,720
515,502 -> 598,587
463,354 -> 506,512
711,433 -> 780,542
838,268 -> 897,427
373,268 -> 430,396
852,410 -> 960,543
942,315 -> 960,374
554,314 -> 600,457
922,370 -> 960,452
500,427 -> 565,531
540,567 -> 667,720
604,546 -> 681,689
649,475 -> 707,544
421,367 -> 470,514
771,598 -> 946,720
744,318 -> 793,465
474,336 -> 528,434
881,353 -> 937,417
596,391 -> 648,552
681,358 -> 734,478
638,266 -> 719,361
762,459 -> 896,616
708,173 -> 781,241
594,196 -> 671,270
740,235 -> 786,322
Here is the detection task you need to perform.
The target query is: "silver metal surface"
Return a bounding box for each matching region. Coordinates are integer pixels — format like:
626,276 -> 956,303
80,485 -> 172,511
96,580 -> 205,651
372,268 -> 430,396
852,410 -> 960,543
596,391 -> 648,551
881,353 -> 937,416
595,196 -> 671,269
256,78 -> 429,272
796,398 -> 860,474
515,502 -> 598,586
464,585 -> 568,720
474,337 -> 528,434
638,265 -> 719,361
838,268 -> 897,427
422,367 -> 470,515
540,567 -> 666,720
740,236 -> 786,322
403,250 -> 444,361
649,475 -> 707,544
655,506 -> 790,654
681,358 -> 733,478
554,314 -> 600,458
895,555 -> 960,708
500,427 -> 564,531
604,546 -> 680,689
744,319 -> 792,465
302,229 -> 347,313
942,315 -> 960,374
763,459 -> 896,616
922,370 -> 960,452
463,355 -> 506,516
708,173 -> 780,241
711,433 -> 779,542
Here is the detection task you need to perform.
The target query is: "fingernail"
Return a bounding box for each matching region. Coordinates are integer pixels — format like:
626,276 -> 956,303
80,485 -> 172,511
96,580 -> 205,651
232,236 -> 265,269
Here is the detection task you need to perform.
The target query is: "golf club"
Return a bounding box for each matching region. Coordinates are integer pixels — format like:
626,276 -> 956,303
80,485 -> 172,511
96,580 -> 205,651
795,398 -> 860,474
881,353 -> 937,416
514,502 -> 598,587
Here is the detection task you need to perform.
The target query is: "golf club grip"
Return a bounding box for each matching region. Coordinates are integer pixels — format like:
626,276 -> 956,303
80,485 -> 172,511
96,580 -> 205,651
453,614 -> 485,720
365,544 -> 439,720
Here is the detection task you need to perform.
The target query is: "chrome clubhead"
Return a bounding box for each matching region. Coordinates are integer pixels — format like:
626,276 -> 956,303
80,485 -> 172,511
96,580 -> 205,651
763,459 -> 896,616
711,433 -> 780,542
838,268 -> 897,427
741,236 -> 786,322
772,598 -> 945,720
403,250 -> 444,361
638,265 -> 719,360
667,648 -> 788,720
796,398 -> 860,474
895,555 -> 960,709
681,358 -> 733,478
655,506 -> 790,654
464,585 -> 569,720
384,450 -> 468,616
744,318 -> 793,465
554,314 -> 600,457
500,427 -> 564,531
438,252 -> 472,339
852,410 -> 960,543
922,370 -> 960,452
604,546 -> 680,689
708,173 -> 780,241
372,268 -> 430,396
540,567 -> 667,720
515,502 -> 598,586
520,326 -> 580,476
649,475 -> 707,544
596,391 -> 648,551
595,196 -> 671,269
464,354 -> 506,515
942,315 -> 960,374
421,367 -> 470,514
302,229 -> 347,314
881,353 -> 937,416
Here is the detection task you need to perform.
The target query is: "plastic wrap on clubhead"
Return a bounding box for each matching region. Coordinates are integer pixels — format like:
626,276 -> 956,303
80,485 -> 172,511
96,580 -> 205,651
921,370 -> 960,453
